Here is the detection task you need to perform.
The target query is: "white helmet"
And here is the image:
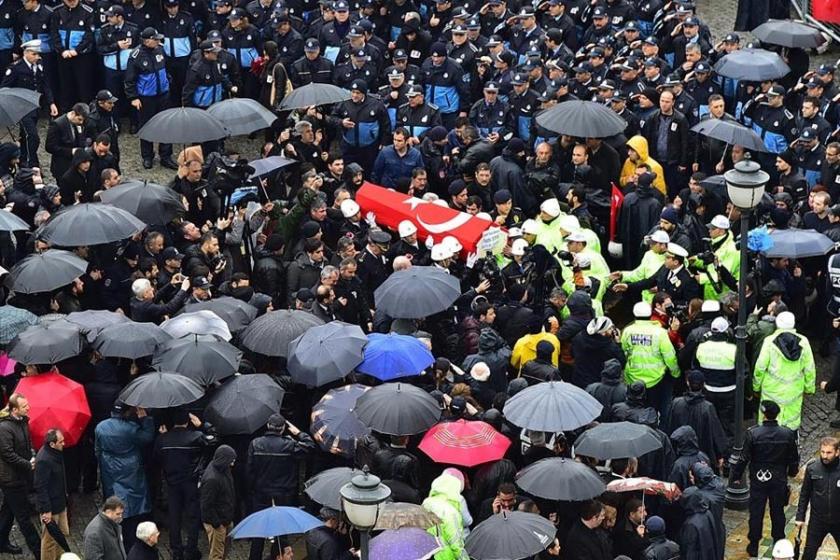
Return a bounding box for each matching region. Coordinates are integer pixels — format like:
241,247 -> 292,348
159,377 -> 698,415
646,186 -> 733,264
398,220 -> 417,238
511,238 -> 529,256
431,244 -> 454,262
442,235 -> 463,253
340,199 -> 360,218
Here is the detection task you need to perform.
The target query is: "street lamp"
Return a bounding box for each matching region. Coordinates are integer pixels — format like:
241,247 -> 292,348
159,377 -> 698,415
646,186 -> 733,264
723,159 -> 769,510
340,468 -> 392,560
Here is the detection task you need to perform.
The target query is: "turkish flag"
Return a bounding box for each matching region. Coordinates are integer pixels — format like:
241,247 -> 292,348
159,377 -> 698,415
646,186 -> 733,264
355,182 -> 493,254
610,182 -> 624,242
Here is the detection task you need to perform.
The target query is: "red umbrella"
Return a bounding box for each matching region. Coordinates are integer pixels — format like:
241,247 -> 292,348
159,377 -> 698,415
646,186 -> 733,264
418,419 -> 511,467
15,371 -> 91,448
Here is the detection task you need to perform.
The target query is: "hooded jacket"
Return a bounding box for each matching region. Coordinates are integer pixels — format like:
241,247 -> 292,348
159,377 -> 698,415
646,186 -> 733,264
668,390 -> 727,465
678,490 -> 723,560
511,331 -> 560,373
668,426 -> 710,491
620,135 -> 667,195
422,473 -> 467,560
689,463 -> 726,557
611,383 -> 659,426
571,327 -> 627,389
490,149 -> 530,214
200,444 -> 237,527
586,359 -> 628,422
95,415 -> 156,518
557,291 -> 595,367
462,328 -> 512,393
753,328 -> 816,430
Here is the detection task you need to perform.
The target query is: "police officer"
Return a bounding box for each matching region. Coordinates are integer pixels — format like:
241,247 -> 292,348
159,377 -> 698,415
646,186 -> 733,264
731,400 -> 799,558
269,12 -> 303,68
335,24 -> 381,71
124,27 -> 176,170
333,48 -> 378,92
203,29 -> 241,92
379,68 -> 409,129
794,128 -> 825,189
0,0 -> 15,73
49,0 -> 96,111
692,316 -> 736,440
183,39 -> 235,108
422,41 -> 467,129
509,71 -> 539,143
124,0 -> 161,33
692,214 -> 739,300
744,84 -> 797,155
17,0 -> 54,94
469,80 -> 513,142
796,436 -> 840,560
1,39 -> 57,168
397,84 -> 442,143
384,48 -> 421,86
86,89 -> 121,160
96,5 -> 138,127
356,229 -> 392,304
683,60 -> 721,120
289,38 -> 332,87
222,7 -> 260,97
160,0 -> 195,108
447,24 -> 477,82
328,78 -> 390,172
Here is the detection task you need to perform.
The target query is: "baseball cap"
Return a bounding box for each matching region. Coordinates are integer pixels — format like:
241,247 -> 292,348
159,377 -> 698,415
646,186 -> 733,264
347,25 -> 364,37
192,276 -> 212,289
511,73 -> 527,85
96,89 -> 118,102
710,316 -> 730,333
207,30 -> 222,41
517,6 -> 535,17
799,127 -> 817,141
351,48 -> 368,59
817,63 -> 835,75
393,49 -> 408,60
161,247 -> 183,261
624,21 -> 639,31
707,215 -> 730,229
296,288 -> 315,303
573,62 -> 593,73
304,38 -> 320,51
592,6 -> 607,18
589,47 -> 605,58
140,27 -> 164,40
494,189 -> 512,204
805,78 -> 823,89
643,36 -> 658,46
767,84 -> 786,96
349,79 -> 368,93
452,23 -> 467,33
694,60 -> 711,73
105,4 -> 124,16
333,0 -> 349,10
228,7 -> 247,19
598,79 -> 616,90
683,15 -> 700,25
406,84 -> 423,96
466,17 -> 481,29
200,39 -> 221,52
649,230 -> 670,244
484,81 -> 500,92
724,32 -> 740,43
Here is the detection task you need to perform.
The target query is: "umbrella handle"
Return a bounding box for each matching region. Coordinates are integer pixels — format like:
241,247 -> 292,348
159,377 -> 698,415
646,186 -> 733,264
719,143 -> 729,165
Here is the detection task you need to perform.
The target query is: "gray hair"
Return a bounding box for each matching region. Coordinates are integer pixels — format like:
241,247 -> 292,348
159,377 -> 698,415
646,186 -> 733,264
132,278 -> 151,298
320,265 -> 338,280
136,521 -> 159,542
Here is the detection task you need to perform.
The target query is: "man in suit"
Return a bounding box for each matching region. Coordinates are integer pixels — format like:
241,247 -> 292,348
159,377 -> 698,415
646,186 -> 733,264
615,242 -> 701,307
45,102 -> 89,180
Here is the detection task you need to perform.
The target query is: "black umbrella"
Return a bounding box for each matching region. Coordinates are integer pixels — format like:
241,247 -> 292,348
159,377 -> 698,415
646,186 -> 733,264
311,384 -> 371,457
7,320 -> 84,364
39,203 -> 146,246
207,98 -> 278,135
374,266 -> 462,319
278,83 -> 352,111
118,371 -> 205,408
465,511 -> 556,560
354,382 -> 441,436
204,373 -> 285,435
92,322 -> 172,359
752,19 -> 824,48
503,381 -> 602,432
160,310 -> 232,340
0,210 -> 30,232
691,118 -> 767,153
764,228 -> 836,258
0,88 -> 41,128
240,310 -> 324,357
700,174 -> 727,197
288,322 -> 367,387
535,100 -> 627,138
4,250 -> 88,294
182,297 -> 258,332
573,421 -> 663,460
99,180 -> 185,225
713,48 -> 790,82
248,156 -> 299,179
515,457 -> 606,501
66,310 -> 132,342
137,107 -> 228,144
152,337 -> 241,386
304,467 -> 358,510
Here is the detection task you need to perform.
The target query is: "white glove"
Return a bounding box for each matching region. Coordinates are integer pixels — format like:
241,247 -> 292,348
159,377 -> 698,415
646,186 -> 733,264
465,251 -> 479,269
608,241 -> 624,259
365,211 -> 377,227
425,235 -> 435,249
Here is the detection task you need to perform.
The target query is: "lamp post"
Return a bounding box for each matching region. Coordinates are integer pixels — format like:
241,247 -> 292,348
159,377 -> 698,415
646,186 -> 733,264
723,159 -> 769,510
339,468 -> 392,560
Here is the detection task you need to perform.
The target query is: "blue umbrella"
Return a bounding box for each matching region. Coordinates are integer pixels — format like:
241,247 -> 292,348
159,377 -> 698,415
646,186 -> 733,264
230,506 -> 322,539
356,333 -> 434,381
370,528 -> 442,560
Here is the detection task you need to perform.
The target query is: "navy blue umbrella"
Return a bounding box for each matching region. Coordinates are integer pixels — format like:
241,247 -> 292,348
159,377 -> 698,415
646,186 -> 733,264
230,506 -> 322,539
357,333 -> 434,381
374,266 -> 462,319
311,384 -> 371,457
354,382 -> 441,436
503,381 -> 602,432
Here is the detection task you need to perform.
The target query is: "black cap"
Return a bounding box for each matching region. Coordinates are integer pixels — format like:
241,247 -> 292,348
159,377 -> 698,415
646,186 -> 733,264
228,7 -> 247,19
161,247 -> 183,261
207,30 -> 222,41
105,4 -> 124,16
349,79 -> 368,93
348,24 -> 364,37
304,38 -> 320,51
267,413 -> 286,428
296,288 -> 315,302
140,27 -> 164,40
393,48 -> 408,60
96,89 -> 118,102
493,189 -> 512,203
199,39 -> 221,53
406,84 -> 423,96
192,276 -> 212,289
760,400 -> 781,418
369,230 -> 391,245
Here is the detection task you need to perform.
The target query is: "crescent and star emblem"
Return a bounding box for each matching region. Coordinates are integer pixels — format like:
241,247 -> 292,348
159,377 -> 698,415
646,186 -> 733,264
403,197 -> 472,234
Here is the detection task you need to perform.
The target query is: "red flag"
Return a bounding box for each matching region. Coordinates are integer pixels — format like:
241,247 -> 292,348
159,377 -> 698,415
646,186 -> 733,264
610,182 -> 624,242
355,182 -> 493,254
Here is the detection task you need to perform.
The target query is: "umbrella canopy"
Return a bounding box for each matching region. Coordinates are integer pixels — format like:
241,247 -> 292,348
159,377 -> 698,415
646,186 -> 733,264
0,353 -> 15,377
535,100 -> 627,137
204,374 -> 285,435
288,322 -> 367,387
248,156 -> 298,179
573,421 -> 663,460
182,297 -> 258,332
152,337 -> 241,386
311,384 -> 371,457
356,333 -> 434,381
304,467 -> 358,510
370,528 -> 441,560
15,371 -> 91,448
374,266 -> 462,319
137,107 -> 228,143
465,511 -> 556,560
713,48 -> 790,81
503,381 -> 602,432
0,305 -> 38,345
0,88 -> 41,128
375,503 -> 441,531
38,204 -> 146,246
606,477 -> 682,501
278,83 -> 352,110
7,321 -> 84,364
118,372 -> 204,408
752,19 -> 824,48
99,180 -> 185,225
161,310 -> 232,341
0,210 -> 30,232
240,310 -> 324,357
354,382 -> 441,436
763,228 -> 836,258
515,457 -> 606,501
230,506 -> 322,539
92,322 -> 171,359
65,310 -> 131,343
4,250 -> 88,294
419,419 -> 510,467
207,98 -> 278,135
690,118 -> 767,153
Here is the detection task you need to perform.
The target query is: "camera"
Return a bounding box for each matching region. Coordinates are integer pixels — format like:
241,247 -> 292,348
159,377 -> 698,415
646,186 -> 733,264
478,257 -> 504,297
556,250 -> 574,264
665,302 -> 688,323
205,153 -> 256,195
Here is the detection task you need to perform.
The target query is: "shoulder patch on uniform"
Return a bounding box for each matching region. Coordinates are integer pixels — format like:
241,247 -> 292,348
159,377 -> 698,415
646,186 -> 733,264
428,102 -> 439,110
784,109 -> 794,120
81,4 -> 93,12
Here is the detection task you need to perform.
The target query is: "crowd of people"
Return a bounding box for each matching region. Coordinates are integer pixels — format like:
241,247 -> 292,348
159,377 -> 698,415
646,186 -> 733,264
0,0 -> 839,557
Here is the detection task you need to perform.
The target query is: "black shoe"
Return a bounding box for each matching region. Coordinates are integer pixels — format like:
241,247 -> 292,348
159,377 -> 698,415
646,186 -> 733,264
160,157 -> 178,170
0,544 -> 22,554
129,123 -> 138,135
746,544 -> 758,558
831,419 -> 840,429
142,158 -> 154,169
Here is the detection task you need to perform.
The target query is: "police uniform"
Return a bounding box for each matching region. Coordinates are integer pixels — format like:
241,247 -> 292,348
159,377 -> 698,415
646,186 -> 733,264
0,0 -> 16,73
744,88 -> 797,154
160,2 -> 195,106
684,72 -> 722,121
182,42 -> 231,108
508,77 -> 539,143
421,52 -> 467,129
86,91 -> 121,160
49,0 -> 96,110
124,0 -> 161,32
97,16 -> 139,121
1,40 -> 53,167
270,22 -> 304,68
468,84 -> 514,141
328,79 -> 390,172
333,52 -> 379,92
355,231 -> 391,304
378,77 -> 408,128
222,12 -> 260,96
396,90 -> 442,139
289,41 -> 333,87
